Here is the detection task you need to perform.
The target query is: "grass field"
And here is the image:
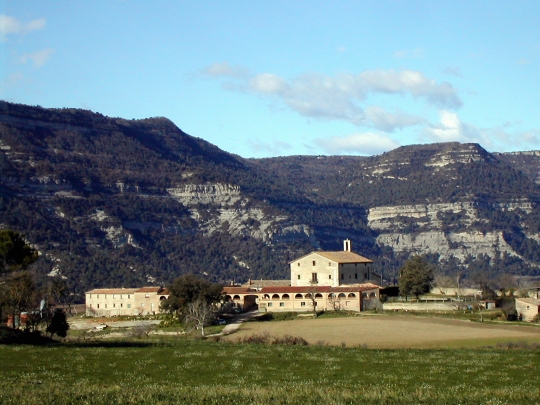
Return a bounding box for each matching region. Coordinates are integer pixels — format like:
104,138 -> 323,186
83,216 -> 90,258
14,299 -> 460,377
2,315 -> 540,404
231,314 -> 540,348
1,337 -> 540,405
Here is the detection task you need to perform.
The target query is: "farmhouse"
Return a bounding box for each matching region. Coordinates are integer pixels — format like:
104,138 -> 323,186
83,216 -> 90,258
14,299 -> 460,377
515,297 -> 540,322
224,240 -> 381,313
84,240 -> 380,316
85,286 -> 169,317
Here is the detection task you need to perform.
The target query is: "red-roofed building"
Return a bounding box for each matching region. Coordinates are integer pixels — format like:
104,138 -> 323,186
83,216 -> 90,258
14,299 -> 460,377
223,240 -> 381,313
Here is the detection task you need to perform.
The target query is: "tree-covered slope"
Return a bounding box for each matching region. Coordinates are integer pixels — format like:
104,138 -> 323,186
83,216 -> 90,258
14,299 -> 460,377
2,101 -> 540,299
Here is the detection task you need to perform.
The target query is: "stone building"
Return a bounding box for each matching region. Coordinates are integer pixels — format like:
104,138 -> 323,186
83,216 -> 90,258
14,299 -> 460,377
290,239 -> 380,286
223,240 -> 381,313
515,297 -> 540,322
85,286 -> 169,317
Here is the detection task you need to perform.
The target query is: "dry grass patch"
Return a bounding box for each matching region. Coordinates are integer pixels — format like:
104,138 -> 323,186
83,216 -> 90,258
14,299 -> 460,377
229,315 -> 540,348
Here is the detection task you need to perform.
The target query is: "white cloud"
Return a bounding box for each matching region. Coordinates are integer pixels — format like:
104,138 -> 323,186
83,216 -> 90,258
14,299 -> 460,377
422,111 -> 540,151
0,15 -> 45,42
250,73 -> 290,94
443,66 -> 464,78
246,139 -> 292,156
423,111 -> 484,144
314,132 -> 400,155
20,48 -> 54,67
204,63 -> 463,128
203,62 -> 248,78
365,106 -> 424,132
394,48 -> 424,59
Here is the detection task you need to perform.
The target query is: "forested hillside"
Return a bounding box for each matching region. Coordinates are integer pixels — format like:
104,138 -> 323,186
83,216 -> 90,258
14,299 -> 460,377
1,101 -> 539,301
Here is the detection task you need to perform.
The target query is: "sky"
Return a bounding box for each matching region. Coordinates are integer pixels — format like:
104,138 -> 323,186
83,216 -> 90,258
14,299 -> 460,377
1,1 -> 539,158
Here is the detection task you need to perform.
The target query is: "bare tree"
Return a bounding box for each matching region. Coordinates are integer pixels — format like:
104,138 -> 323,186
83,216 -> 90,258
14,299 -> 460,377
327,293 -> 342,311
306,282 -> 320,316
185,299 -> 215,336
434,274 -> 453,294
3,271 -> 37,329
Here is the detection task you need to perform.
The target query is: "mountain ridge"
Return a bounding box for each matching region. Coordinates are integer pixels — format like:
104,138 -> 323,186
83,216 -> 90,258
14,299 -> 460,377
1,101 -> 539,300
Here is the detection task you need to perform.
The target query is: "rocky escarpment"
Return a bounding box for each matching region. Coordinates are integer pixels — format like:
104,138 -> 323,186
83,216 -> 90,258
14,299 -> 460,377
4,101 -> 540,294
368,201 -> 539,266
167,183 -> 313,243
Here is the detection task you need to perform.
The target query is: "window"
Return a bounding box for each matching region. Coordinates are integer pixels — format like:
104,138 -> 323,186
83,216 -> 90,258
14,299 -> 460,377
313,261 -> 316,266
113,303 -> 116,308
141,303 -> 145,307
295,293 -> 303,299
89,294 -> 92,298
312,273 -> 318,283
346,301 -> 350,306
268,302 -> 273,307
298,274 -> 301,280
365,273 -> 367,278
97,304 -> 99,308
355,263 -> 357,267
128,295 -> 131,299
329,275 -> 332,279
127,304 -> 131,308
297,263 -> 300,266
113,294 -> 117,298
341,274 -> 344,280
97,294 -> 99,298
279,302 -> 284,307
105,304 -> 107,308
301,302 -> 306,307
89,304 -> 92,308
355,273 -> 358,279
145,294 -> 150,298
120,304 -> 123,308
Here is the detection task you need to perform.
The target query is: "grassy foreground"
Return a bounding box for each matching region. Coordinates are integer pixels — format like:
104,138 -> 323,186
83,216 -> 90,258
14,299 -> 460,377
1,339 -> 539,405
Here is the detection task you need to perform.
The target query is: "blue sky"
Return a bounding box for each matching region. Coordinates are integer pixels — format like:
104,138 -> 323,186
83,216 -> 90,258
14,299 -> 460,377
1,1 -> 538,158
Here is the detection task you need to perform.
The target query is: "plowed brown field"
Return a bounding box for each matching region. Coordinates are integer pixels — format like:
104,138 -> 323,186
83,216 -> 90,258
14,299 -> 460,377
229,315 -> 540,348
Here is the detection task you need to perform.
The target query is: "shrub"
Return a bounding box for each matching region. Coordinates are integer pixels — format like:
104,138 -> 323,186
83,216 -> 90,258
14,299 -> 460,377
238,333 -> 309,346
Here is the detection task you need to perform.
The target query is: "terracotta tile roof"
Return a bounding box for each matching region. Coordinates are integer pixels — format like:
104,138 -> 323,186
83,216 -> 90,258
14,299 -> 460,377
290,251 -> 373,264
242,280 -> 291,288
260,286 -> 332,294
86,288 -> 138,294
222,287 -> 256,294
259,285 -> 380,294
136,287 -> 168,294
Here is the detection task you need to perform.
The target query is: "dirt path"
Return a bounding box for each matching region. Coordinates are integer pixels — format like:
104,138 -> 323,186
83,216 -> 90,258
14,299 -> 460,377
226,315 -> 540,348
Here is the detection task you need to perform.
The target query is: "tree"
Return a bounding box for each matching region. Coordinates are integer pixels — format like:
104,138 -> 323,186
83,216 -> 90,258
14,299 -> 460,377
399,255 -> 434,300
184,299 -> 215,336
434,274 -> 453,294
0,230 -> 38,277
0,230 -> 38,324
46,308 -> 70,338
2,271 -> 37,329
162,274 -> 223,318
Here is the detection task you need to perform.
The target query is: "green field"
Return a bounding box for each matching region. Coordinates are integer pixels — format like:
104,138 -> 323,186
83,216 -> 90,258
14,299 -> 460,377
1,338 -> 539,405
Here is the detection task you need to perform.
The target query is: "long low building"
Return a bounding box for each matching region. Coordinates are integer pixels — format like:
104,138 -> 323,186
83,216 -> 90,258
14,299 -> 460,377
515,297 -> 540,322
85,286 -> 169,317
223,283 -> 380,313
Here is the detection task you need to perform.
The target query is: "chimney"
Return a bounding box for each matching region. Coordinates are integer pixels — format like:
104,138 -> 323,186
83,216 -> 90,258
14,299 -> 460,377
344,239 -> 351,252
